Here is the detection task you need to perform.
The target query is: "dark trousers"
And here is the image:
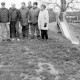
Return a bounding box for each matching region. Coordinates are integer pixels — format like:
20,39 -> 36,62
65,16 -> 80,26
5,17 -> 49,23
30,23 -> 40,37
41,30 -> 48,40
10,21 -> 17,38
22,25 -> 29,38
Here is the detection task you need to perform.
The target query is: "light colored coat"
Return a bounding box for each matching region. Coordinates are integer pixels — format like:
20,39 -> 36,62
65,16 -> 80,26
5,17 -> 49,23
38,9 -> 49,30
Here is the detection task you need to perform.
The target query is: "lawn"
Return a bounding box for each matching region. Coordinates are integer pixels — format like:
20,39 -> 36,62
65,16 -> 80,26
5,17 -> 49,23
0,23 -> 80,80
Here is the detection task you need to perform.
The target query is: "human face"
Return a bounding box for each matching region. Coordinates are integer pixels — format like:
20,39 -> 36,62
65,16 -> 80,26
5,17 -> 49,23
21,3 -> 25,8
41,6 -> 44,11
33,4 -> 37,8
11,4 -> 15,9
28,1 -> 31,6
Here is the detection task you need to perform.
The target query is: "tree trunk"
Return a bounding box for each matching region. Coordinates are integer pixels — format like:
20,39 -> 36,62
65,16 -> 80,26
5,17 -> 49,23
61,0 -> 66,12
59,0 -> 66,21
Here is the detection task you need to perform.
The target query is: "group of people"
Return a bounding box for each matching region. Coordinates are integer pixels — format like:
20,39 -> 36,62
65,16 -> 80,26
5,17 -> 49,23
0,1 -> 49,42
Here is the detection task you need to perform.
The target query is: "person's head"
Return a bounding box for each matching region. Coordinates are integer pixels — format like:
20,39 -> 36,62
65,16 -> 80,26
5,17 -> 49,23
21,2 -> 26,8
1,2 -> 5,8
41,4 -> 46,10
33,2 -> 38,8
11,3 -> 16,9
28,1 -> 31,6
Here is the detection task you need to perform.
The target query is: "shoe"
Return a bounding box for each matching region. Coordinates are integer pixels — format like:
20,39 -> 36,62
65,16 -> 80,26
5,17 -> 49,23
31,36 -> 35,39
17,38 -> 20,41
12,38 -> 15,41
7,39 -> 11,41
37,35 -> 40,38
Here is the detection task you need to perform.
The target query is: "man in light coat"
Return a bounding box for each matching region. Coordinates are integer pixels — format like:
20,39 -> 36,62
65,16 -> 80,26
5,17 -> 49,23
20,2 -> 29,39
38,4 -> 49,40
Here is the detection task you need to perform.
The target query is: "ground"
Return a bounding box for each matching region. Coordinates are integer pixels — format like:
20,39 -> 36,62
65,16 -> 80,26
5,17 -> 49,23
0,23 -> 80,80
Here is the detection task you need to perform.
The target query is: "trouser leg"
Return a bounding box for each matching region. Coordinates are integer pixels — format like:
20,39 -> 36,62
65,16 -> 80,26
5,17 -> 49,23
41,30 -> 44,39
1,23 -> 7,39
29,24 -> 31,35
30,24 -> 35,38
15,21 -> 20,38
44,30 -> 48,40
10,22 -> 17,38
5,23 -> 10,39
10,23 -> 12,38
35,24 -> 40,37
25,25 -> 29,38
22,26 -> 26,38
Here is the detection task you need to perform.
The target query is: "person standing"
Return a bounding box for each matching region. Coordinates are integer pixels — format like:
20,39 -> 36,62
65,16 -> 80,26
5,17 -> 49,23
38,4 -> 49,40
9,3 -> 20,41
29,2 -> 40,39
0,2 -> 10,40
27,1 -> 32,36
28,1 -> 32,10
20,2 -> 29,39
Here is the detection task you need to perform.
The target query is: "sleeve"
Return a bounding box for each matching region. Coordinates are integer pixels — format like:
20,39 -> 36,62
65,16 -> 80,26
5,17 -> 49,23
9,9 -> 11,22
28,9 -> 31,20
38,12 -> 41,29
45,10 -> 49,24
27,8 -> 30,20
17,9 -> 21,21
7,9 -> 9,22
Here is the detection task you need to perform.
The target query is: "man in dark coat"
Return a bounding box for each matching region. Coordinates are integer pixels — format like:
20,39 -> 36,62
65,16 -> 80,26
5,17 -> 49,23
9,3 -> 21,41
28,1 -> 32,10
27,1 -> 32,36
0,2 -> 10,40
29,2 -> 40,39
20,2 -> 29,39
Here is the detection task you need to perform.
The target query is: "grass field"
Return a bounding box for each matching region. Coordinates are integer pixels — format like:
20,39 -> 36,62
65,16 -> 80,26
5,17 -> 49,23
0,23 -> 80,80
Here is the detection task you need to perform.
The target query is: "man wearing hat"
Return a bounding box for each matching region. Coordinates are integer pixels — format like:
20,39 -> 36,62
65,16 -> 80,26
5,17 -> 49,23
29,2 -> 40,39
0,2 -> 10,40
9,3 -> 21,41
19,2 -> 29,39
28,1 -> 32,10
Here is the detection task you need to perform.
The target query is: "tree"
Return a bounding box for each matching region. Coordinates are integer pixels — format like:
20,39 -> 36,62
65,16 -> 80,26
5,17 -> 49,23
38,0 -> 80,12
38,0 -> 80,21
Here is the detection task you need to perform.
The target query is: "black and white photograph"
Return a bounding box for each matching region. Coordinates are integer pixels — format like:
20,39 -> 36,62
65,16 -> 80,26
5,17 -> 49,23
0,0 -> 80,80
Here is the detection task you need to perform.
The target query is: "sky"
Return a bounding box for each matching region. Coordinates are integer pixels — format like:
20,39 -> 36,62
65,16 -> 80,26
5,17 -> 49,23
0,0 -> 80,12
0,0 -> 39,9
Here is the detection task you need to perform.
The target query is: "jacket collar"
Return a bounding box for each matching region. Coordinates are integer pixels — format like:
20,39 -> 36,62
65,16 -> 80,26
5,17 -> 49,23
1,8 -> 6,10
11,8 -> 16,10
21,6 -> 26,9
33,7 -> 37,9
41,9 -> 46,12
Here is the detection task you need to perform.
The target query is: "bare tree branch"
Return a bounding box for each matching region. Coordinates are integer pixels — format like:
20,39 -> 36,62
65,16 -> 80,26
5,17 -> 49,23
38,0 -> 80,11
68,7 -> 80,10
66,0 -> 74,8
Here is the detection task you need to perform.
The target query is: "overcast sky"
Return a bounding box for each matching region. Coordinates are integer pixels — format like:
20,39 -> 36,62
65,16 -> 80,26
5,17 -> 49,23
0,0 -> 80,11
0,0 -> 38,9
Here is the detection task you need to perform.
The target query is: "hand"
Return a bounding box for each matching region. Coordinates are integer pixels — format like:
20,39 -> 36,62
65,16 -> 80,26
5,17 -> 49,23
44,23 -> 47,27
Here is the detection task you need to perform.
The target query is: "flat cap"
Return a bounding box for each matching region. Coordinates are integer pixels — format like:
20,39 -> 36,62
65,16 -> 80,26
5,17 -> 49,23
33,2 -> 38,5
1,2 -> 5,5
21,2 -> 26,5
41,4 -> 46,9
